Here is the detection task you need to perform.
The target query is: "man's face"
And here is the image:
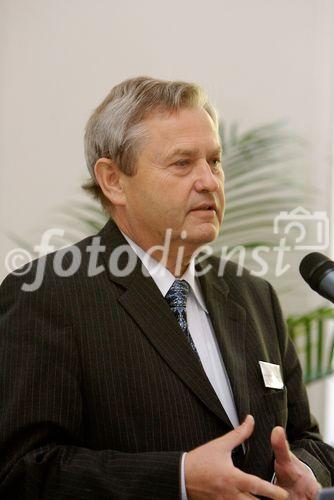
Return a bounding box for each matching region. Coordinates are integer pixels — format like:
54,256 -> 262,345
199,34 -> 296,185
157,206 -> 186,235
119,107 -> 225,255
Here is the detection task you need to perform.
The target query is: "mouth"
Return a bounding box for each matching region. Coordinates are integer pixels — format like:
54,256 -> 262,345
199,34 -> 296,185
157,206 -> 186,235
190,202 -> 218,213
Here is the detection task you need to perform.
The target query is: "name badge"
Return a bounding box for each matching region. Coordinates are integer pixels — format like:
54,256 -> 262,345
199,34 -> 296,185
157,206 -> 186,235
259,361 -> 284,389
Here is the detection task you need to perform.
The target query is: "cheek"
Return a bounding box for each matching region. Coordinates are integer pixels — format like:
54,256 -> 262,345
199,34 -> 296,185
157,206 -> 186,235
218,183 -> 225,203
221,190 -> 225,206
135,174 -> 191,222
155,199 -> 187,227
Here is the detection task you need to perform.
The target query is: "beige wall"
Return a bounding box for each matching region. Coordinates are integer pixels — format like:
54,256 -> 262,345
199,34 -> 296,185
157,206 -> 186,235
1,0 -> 334,439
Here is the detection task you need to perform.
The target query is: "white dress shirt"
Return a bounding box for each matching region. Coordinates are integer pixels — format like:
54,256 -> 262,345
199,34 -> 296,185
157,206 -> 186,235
122,233 -> 240,499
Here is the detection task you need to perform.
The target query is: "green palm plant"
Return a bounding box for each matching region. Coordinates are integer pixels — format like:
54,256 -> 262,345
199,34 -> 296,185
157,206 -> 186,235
217,121 -> 305,251
288,307 -> 334,384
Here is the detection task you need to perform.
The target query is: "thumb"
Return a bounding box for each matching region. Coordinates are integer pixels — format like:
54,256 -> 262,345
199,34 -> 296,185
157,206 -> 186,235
271,426 -> 291,465
222,414 -> 255,451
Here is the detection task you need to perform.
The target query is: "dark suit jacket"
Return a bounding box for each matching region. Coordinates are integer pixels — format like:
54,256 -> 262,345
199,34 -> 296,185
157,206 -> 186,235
0,219 -> 333,499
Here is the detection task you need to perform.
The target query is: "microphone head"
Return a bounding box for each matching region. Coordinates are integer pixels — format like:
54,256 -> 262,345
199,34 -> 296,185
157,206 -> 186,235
299,252 -> 334,291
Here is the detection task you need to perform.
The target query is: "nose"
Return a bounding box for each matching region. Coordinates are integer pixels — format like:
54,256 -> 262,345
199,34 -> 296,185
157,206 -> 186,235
194,160 -> 221,193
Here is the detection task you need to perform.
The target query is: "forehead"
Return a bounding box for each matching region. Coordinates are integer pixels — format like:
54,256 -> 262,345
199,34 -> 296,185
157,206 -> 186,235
141,107 -> 221,158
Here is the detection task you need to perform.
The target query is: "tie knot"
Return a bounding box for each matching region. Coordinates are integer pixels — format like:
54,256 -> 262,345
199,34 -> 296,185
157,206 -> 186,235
165,279 -> 190,310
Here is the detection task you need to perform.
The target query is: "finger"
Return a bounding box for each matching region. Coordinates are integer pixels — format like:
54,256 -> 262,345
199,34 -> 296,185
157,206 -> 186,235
222,414 -> 255,451
237,470 -> 288,499
271,426 -> 291,465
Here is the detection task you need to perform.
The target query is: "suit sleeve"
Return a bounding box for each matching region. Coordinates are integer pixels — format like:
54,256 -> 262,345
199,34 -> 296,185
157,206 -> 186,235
0,270 -> 182,500
267,281 -> 334,487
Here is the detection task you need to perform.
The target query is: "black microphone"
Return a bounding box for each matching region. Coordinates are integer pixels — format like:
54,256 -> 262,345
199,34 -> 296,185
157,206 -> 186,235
299,252 -> 334,304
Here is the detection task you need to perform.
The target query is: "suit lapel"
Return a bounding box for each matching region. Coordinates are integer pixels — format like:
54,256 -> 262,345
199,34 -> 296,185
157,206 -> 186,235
99,220 -> 248,427
198,262 -> 250,425
118,276 -> 234,425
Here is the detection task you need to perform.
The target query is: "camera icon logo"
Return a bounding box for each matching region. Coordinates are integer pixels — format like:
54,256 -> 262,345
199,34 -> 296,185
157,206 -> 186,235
273,206 -> 329,251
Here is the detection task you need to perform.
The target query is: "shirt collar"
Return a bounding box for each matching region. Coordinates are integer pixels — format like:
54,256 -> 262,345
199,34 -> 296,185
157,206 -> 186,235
121,231 -> 208,313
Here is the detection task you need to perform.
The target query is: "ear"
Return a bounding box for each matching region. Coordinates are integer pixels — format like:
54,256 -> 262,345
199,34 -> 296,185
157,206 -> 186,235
94,158 -> 126,206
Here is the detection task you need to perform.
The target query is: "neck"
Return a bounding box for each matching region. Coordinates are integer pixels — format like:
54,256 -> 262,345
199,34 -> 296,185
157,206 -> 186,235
150,248 -> 191,277
113,216 -> 199,277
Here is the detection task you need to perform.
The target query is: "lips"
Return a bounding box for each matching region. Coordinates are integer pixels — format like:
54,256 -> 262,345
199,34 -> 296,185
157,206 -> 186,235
191,202 -> 217,212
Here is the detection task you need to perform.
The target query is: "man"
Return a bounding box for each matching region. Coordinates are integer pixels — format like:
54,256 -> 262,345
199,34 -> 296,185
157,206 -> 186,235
0,76 -> 333,499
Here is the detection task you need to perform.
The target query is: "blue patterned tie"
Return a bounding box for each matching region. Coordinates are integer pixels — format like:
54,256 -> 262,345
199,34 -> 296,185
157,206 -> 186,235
165,280 -> 199,356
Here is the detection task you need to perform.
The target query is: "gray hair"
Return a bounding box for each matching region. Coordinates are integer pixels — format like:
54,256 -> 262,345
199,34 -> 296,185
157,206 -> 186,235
83,76 -> 219,209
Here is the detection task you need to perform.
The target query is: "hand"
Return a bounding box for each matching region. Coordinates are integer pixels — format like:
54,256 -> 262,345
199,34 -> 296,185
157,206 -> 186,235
185,415 -> 288,500
271,426 -> 321,499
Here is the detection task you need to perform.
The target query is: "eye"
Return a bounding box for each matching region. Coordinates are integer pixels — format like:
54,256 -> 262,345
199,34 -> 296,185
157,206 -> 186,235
209,158 -> 222,171
174,159 -> 191,167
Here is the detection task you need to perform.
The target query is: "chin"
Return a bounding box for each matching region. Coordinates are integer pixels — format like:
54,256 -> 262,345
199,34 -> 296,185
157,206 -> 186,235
189,227 -> 219,247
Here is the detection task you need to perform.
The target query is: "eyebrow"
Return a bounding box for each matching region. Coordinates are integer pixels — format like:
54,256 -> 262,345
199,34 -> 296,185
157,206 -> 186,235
164,146 -> 223,161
